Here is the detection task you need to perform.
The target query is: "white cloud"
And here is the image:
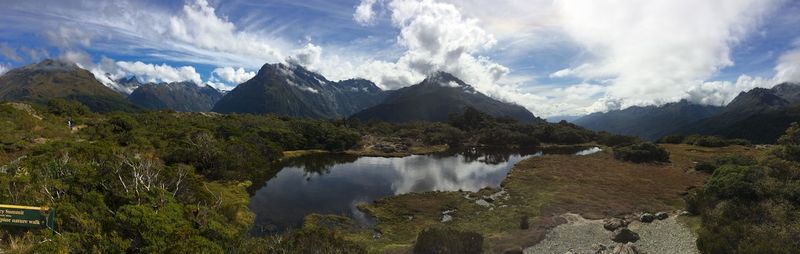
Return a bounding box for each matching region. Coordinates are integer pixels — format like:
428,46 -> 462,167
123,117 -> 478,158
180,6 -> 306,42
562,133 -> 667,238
287,43 -> 322,69
681,45 -> 800,106
115,61 -> 202,84
684,75 -> 772,106
44,26 -> 94,49
211,67 -> 255,84
354,0 -> 378,25
339,0 -> 508,92
164,0 -> 285,64
20,47 -> 49,62
552,0 -> 781,109
0,43 -> 22,62
0,65 -> 8,76
60,50 -> 92,67
774,47 -> 800,83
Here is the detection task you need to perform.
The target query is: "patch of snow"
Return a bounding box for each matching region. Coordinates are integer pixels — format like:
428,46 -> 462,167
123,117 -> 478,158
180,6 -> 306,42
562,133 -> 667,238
441,81 -> 460,87
575,147 -> 602,156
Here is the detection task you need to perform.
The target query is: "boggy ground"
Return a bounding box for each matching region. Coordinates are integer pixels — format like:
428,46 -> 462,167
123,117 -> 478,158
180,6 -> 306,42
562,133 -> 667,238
313,144 -> 763,253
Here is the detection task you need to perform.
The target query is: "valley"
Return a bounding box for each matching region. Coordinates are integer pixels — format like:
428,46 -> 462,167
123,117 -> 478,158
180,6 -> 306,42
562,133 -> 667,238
0,59 -> 798,253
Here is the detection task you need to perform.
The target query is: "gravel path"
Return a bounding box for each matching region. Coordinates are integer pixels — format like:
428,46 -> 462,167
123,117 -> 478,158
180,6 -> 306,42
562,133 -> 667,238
524,213 -> 699,254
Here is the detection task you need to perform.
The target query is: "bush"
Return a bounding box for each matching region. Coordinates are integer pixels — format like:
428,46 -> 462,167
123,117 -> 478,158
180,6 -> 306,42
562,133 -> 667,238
656,135 -> 685,144
413,228 -> 483,254
695,162 -> 717,173
682,135 -> 751,147
613,142 -> 670,163
598,132 -> 639,147
267,227 -> 366,254
713,155 -> 758,167
47,98 -> 91,116
684,135 -> 728,147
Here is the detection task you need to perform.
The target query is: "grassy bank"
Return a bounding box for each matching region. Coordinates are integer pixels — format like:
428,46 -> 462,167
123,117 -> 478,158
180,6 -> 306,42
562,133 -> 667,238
313,144 -> 762,253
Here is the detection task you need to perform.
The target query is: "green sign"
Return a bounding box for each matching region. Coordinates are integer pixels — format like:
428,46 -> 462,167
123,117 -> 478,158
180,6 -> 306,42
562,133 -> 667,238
0,204 -> 55,229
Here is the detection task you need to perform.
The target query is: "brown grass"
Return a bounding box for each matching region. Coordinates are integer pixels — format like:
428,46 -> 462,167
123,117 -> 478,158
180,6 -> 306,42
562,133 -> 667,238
328,144 -> 763,253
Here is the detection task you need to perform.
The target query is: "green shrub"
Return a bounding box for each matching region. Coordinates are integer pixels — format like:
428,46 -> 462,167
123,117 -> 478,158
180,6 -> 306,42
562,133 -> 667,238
713,155 -> 758,167
47,98 -> 90,116
413,228 -> 483,254
613,142 -> 670,163
598,132 -> 639,147
685,135 -> 728,147
695,162 -> 717,173
656,135 -> 685,144
268,227 -> 366,254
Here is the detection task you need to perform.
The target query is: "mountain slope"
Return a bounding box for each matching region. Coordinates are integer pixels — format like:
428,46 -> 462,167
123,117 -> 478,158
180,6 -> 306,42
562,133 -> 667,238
573,100 -> 724,140
677,82 -> 800,143
0,59 -> 137,112
212,63 -> 386,118
351,72 -> 541,123
127,81 -> 223,112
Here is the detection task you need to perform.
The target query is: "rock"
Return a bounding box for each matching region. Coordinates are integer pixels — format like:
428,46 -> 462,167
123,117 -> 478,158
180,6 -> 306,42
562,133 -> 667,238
441,214 -> 453,222
603,218 -> 628,231
611,228 -> 640,243
655,212 -> 669,220
502,248 -> 524,254
640,213 -> 655,223
588,243 -> 607,254
609,243 -> 640,254
475,199 -> 492,207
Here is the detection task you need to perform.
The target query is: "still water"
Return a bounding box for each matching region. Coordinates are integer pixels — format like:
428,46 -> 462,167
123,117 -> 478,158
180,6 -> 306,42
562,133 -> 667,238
249,146 -> 600,234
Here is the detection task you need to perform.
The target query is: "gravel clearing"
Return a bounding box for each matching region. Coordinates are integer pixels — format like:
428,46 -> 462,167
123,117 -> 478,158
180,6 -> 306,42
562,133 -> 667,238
524,213 -> 699,254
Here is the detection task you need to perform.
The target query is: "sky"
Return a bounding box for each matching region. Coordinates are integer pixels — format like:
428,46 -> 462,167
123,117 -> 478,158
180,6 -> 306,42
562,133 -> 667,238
1,0 -> 800,117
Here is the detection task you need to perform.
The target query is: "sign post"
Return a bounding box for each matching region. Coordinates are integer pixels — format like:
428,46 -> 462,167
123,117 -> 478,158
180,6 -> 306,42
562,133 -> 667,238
0,204 -> 55,230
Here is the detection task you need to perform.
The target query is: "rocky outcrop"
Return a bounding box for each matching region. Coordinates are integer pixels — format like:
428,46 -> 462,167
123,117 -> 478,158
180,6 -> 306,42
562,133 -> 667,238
611,228 -> 640,243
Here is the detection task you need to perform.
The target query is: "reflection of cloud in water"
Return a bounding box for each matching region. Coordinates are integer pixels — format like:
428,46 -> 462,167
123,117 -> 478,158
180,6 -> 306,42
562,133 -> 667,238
251,148 -> 599,234
357,154 -> 527,194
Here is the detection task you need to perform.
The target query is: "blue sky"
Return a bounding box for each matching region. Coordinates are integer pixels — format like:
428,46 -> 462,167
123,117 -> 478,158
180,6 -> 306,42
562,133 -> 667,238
1,0 -> 799,117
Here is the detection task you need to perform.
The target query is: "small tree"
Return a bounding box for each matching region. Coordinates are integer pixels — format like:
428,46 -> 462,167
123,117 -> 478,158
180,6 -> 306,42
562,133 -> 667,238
613,142 -> 670,163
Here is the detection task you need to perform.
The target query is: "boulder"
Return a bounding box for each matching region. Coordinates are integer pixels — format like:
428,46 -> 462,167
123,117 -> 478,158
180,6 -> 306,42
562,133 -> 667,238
609,243 -> 640,254
655,212 -> 669,220
603,218 -> 628,231
640,213 -> 655,223
611,228 -> 640,243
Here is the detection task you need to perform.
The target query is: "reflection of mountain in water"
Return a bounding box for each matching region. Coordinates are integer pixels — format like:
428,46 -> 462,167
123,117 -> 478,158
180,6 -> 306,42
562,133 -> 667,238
282,154 -> 359,178
249,146 -> 602,235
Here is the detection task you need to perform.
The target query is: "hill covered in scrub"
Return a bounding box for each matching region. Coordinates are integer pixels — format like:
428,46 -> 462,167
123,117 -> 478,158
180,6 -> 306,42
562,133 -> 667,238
0,59 -> 138,113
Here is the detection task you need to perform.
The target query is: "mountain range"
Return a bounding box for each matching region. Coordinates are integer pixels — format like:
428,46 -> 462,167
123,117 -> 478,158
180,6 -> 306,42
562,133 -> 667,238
573,100 -> 724,140
0,60 -> 137,112
127,81 -> 223,112
351,72 -> 542,123
0,59 -> 541,123
574,82 -> 800,143
212,63 -> 387,118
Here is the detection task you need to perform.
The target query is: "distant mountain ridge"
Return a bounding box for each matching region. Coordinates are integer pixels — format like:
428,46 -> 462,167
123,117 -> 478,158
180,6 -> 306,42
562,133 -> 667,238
574,100 -> 724,140
127,81 -> 223,112
0,59 -> 137,112
574,82 -> 800,143
212,63 -> 387,118
676,82 -> 800,143
351,72 -> 542,123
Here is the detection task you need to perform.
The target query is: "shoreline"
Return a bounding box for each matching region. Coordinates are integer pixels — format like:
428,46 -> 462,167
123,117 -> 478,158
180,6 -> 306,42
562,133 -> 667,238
313,144 -> 759,253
